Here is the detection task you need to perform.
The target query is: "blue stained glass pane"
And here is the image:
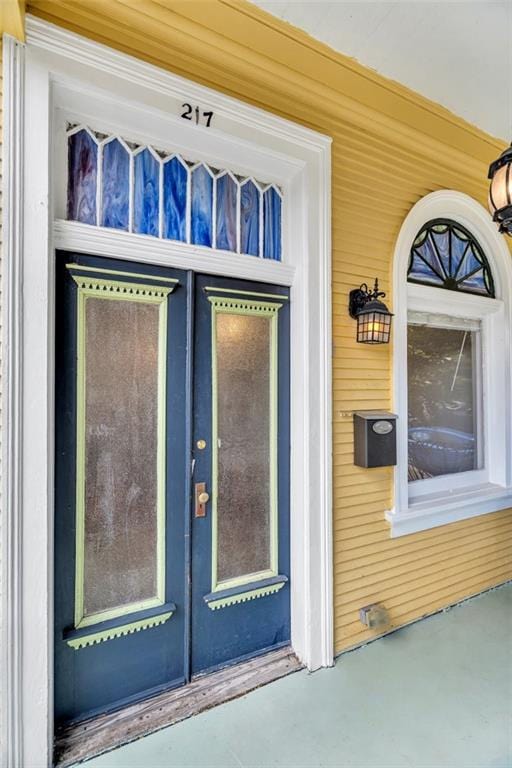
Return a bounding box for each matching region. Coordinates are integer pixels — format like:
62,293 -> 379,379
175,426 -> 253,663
430,229 -> 450,276
191,165 -> 213,246
163,157 -> 187,242
240,181 -> 260,256
216,175 -> 237,252
460,269 -> 486,294
417,238 -> 446,279
408,253 -> 443,286
457,246 -> 486,293
67,129 -> 97,225
101,139 -> 129,230
461,246 -> 482,276
134,149 -> 160,236
263,187 -> 282,261
451,230 -> 469,266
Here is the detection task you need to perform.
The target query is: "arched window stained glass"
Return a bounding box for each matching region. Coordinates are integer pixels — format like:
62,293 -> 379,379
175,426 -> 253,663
407,219 -> 495,297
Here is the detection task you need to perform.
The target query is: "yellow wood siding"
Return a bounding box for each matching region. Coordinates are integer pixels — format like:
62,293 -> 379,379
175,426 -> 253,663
0,1 -> 25,41
26,0 -> 512,654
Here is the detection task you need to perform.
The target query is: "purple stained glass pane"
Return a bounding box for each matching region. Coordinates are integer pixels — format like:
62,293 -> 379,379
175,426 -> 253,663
216,175 -> 237,252
102,139 -> 129,230
191,165 -> 213,247
134,149 -> 160,237
163,157 -> 187,242
240,181 -> 260,256
263,187 -> 282,261
67,129 -> 98,225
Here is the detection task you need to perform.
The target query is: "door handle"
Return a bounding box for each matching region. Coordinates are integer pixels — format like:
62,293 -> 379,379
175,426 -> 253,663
195,482 -> 210,517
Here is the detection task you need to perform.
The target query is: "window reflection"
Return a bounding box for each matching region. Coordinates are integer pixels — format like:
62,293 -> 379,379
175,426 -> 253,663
407,324 -> 480,481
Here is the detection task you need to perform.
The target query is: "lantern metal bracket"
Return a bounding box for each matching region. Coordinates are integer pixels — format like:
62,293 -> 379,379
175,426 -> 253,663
348,279 -> 386,318
488,143 -> 512,179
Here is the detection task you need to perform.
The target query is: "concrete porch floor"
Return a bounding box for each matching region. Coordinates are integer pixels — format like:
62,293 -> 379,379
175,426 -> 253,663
83,583 -> 512,768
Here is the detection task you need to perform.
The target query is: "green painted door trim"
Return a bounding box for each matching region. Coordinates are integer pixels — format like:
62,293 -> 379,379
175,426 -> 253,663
208,295 -> 283,596
71,273 -> 175,630
66,609 -> 175,649
66,262 -> 180,285
204,286 -> 289,301
203,574 -> 288,610
205,582 -> 286,610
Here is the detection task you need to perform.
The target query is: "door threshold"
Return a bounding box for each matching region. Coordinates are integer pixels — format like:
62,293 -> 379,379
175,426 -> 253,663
54,645 -> 302,767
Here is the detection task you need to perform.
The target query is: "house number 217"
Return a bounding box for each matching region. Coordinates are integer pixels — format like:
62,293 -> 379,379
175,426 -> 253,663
181,103 -> 214,127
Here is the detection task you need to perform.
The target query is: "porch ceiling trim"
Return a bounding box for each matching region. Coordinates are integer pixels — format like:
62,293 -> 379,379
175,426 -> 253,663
25,1 -> 505,179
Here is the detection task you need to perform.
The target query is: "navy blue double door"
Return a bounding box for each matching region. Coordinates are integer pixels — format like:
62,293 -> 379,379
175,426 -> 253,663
54,252 -> 290,725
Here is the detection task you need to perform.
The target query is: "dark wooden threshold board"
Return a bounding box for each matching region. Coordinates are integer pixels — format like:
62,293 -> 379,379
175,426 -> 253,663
55,646 -> 302,767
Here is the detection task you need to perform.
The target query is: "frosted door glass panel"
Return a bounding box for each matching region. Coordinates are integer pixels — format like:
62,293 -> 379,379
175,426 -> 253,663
216,313 -> 272,583
83,297 -> 160,617
408,324 -> 479,481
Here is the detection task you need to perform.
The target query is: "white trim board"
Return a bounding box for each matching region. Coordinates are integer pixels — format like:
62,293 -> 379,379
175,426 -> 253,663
53,221 -> 296,286
1,33 -> 25,768
388,190 -> 512,538
5,16 -> 333,766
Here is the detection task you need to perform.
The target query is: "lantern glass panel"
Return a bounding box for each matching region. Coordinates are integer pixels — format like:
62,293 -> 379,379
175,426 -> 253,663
490,165 -> 510,211
357,310 -> 391,344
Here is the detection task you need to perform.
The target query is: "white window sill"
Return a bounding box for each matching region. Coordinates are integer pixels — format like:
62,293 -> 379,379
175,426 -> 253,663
385,483 -> 512,537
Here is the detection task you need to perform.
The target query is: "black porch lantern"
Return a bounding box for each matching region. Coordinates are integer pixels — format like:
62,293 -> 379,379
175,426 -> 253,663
488,143 -> 512,235
349,279 -> 393,344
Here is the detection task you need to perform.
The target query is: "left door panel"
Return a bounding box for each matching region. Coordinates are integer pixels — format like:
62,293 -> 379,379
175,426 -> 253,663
55,252 -> 188,724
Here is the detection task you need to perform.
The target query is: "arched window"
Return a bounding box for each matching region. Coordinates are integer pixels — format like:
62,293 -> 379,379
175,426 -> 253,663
407,218 -> 495,487
408,219 -> 495,297
388,192 -> 512,537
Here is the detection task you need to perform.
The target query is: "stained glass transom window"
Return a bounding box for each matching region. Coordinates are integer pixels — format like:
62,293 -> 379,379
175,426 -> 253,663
66,125 -> 283,261
407,219 -> 495,297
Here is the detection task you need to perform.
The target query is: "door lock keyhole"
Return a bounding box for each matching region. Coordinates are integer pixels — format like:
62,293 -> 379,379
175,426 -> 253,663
195,482 -> 209,517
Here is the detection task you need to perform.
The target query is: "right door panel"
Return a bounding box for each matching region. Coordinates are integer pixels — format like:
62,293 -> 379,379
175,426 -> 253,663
191,274 -> 291,675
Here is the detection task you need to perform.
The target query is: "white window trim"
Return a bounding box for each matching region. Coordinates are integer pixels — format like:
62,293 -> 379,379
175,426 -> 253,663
387,190 -> 512,538
407,286 -> 499,498
2,17 -> 333,767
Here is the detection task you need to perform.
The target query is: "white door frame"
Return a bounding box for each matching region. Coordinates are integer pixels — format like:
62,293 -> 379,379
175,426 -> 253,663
2,17 -> 333,767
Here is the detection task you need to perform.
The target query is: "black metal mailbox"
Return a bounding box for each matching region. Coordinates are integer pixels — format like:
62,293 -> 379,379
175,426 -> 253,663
353,411 -> 397,468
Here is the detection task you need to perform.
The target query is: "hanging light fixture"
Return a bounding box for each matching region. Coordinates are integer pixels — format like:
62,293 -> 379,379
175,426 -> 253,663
348,278 -> 393,344
488,143 -> 512,235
